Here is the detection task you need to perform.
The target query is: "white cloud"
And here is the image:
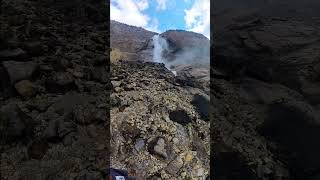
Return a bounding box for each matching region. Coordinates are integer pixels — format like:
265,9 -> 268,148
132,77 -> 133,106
156,0 -> 168,10
184,0 -> 210,39
110,0 -> 150,27
111,0 -> 161,33
145,18 -> 161,33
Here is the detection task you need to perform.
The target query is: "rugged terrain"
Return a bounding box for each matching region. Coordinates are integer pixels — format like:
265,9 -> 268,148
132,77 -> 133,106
212,1 -> 320,180
1,0 -> 109,179
110,61 -> 210,179
110,21 -> 210,179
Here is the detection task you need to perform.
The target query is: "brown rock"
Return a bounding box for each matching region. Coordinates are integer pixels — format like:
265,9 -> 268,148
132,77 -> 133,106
14,80 -> 36,97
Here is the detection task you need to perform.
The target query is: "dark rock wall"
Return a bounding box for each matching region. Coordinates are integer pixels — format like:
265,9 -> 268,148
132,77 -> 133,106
212,1 -> 320,179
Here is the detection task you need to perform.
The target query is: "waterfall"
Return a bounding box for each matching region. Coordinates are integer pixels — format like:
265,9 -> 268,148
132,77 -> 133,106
152,35 -> 177,75
152,35 -> 168,63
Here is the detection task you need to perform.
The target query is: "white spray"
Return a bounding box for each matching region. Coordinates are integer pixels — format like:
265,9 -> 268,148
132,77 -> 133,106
152,34 -> 209,76
152,35 -> 177,75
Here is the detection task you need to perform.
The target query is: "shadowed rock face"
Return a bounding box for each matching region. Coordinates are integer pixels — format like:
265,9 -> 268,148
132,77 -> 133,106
212,1 -> 320,179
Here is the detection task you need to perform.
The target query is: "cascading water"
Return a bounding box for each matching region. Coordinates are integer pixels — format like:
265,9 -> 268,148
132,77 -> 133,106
152,35 -> 168,63
152,35 -> 177,75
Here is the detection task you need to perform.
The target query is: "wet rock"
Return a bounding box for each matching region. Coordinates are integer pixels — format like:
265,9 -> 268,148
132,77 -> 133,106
14,80 -> 37,97
169,109 -> 192,125
2,60 -> 38,84
0,48 -> 28,61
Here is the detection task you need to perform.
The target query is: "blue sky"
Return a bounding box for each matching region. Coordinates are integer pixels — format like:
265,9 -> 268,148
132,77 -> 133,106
110,0 -> 210,38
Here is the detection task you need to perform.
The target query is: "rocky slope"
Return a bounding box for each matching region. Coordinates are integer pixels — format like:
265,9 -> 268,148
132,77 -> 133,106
110,22 -> 210,179
0,0 -> 109,179
110,20 -> 157,62
110,61 -> 210,179
212,3 -> 320,180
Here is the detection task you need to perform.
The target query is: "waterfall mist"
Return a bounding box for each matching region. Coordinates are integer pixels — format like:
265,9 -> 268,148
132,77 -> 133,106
152,34 -> 210,76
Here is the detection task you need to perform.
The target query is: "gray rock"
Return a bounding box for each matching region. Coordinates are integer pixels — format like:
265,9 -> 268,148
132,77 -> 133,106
111,80 -> 121,88
2,61 -> 38,84
0,48 -> 28,61
152,138 -> 168,159
165,156 -> 183,175
134,138 -> 145,152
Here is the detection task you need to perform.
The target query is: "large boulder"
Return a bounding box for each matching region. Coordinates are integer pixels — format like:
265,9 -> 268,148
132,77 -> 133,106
2,61 -> 38,84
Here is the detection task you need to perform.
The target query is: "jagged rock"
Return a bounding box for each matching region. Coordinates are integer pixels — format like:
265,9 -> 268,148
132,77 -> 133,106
54,72 -> 74,86
111,80 -> 121,88
0,48 -> 28,61
110,93 -> 121,107
0,103 -> 34,143
149,138 -> 168,159
2,60 -> 38,84
134,138 -> 145,152
14,80 -> 37,97
165,156 -> 183,175
23,42 -> 44,56
43,119 -> 60,141
91,66 -> 108,83
72,103 -> 98,125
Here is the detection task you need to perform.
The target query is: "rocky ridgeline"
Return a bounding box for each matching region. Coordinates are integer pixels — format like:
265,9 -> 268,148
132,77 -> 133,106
212,8 -> 320,180
110,20 -> 157,62
111,21 -> 210,94
0,0 -> 109,179
110,60 -> 210,179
